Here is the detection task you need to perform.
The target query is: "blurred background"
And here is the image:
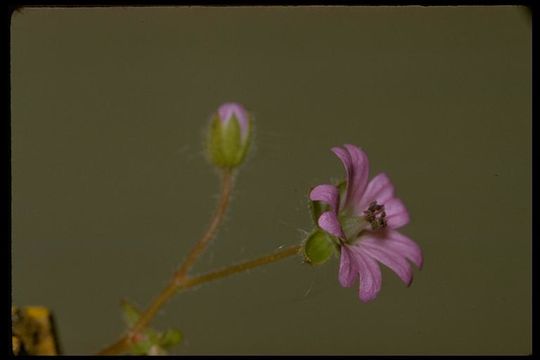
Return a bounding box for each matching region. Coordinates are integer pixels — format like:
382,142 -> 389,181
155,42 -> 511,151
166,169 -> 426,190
11,6 -> 531,355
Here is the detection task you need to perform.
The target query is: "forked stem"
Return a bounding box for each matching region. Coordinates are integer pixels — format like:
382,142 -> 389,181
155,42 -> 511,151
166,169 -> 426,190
98,168 -> 233,355
97,245 -> 302,355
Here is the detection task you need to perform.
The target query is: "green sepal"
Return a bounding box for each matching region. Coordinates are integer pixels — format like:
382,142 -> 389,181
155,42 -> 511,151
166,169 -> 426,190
208,115 -> 226,167
235,115 -> 252,165
207,114 -> 251,169
303,230 -> 337,265
308,184 -> 329,226
335,179 -> 346,201
309,199 -> 328,226
221,114 -> 242,164
120,299 -> 141,328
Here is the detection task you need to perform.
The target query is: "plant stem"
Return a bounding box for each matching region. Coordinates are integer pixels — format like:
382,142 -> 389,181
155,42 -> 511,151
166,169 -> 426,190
179,244 -> 302,290
97,244 -> 302,355
172,169 -> 234,283
97,168 -> 233,355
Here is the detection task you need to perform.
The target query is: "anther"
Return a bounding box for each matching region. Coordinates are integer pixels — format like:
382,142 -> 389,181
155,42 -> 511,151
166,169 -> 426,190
363,201 -> 387,231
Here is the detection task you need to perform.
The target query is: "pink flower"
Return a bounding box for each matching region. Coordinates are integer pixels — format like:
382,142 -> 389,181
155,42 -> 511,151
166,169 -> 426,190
310,144 -> 423,302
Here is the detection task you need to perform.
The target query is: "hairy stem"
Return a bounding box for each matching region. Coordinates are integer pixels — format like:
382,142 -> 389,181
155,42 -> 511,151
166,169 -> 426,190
172,169 -> 234,282
98,169 -> 233,355
179,245 -> 302,290
97,245 -> 302,355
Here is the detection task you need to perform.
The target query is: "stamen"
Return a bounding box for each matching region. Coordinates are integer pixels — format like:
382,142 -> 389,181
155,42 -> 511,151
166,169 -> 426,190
363,201 -> 387,231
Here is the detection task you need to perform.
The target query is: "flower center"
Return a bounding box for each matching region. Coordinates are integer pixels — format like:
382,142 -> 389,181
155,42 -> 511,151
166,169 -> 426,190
339,201 -> 387,243
363,201 -> 387,231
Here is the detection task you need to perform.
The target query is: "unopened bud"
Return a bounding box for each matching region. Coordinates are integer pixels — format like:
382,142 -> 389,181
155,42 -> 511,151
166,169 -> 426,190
207,102 -> 252,169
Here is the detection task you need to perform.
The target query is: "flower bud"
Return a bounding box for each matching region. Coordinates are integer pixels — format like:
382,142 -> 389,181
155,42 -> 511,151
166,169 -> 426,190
207,102 -> 252,169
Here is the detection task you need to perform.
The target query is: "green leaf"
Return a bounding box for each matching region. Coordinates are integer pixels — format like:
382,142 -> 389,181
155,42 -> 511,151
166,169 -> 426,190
120,299 -> 141,327
303,230 -> 336,265
127,327 -> 183,355
129,335 -> 153,355
144,327 -> 161,344
159,328 -> 183,348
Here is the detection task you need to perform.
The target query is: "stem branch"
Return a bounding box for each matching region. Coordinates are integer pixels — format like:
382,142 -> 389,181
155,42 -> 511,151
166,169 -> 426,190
98,169 -> 233,355
97,244 -> 302,355
180,245 -> 302,290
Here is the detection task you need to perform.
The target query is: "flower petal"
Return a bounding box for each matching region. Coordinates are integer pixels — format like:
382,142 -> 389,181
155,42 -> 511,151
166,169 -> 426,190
317,211 -> 344,238
385,230 -> 423,269
331,144 -> 369,213
338,246 -> 357,287
218,102 -> 250,140
348,247 -> 382,302
359,236 -> 413,286
384,198 -> 410,229
309,184 -> 340,211
358,173 -> 395,212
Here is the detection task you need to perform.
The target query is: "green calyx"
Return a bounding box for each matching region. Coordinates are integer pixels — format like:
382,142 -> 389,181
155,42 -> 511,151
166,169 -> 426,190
305,179 -> 348,265
207,114 -> 251,169
302,229 -> 338,265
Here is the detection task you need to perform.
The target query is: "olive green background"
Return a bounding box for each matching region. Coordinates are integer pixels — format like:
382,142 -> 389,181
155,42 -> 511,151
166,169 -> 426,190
11,6 -> 531,355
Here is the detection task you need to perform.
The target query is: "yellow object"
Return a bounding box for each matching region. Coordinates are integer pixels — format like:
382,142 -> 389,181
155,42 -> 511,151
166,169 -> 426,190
12,306 -> 60,355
